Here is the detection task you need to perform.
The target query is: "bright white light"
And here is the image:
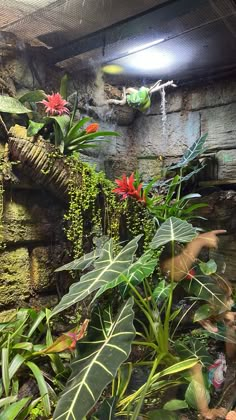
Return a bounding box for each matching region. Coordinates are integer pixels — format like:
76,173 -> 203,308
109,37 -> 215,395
127,38 -> 164,54
129,49 -> 173,71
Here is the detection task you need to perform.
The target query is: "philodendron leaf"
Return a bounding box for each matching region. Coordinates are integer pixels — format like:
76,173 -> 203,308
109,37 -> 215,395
151,217 -> 197,249
164,399 -> 188,410
199,259 -> 217,275
51,235 -> 142,317
53,298 -> 135,420
174,338 -> 213,366
0,96 -> 31,114
169,133 -> 208,170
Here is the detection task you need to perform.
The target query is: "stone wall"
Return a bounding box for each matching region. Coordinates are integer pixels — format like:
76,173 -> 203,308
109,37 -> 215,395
0,39 -> 71,318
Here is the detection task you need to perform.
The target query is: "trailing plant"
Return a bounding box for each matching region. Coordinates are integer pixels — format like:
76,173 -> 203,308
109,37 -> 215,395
63,155 -> 153,258
49,217 -> 203,419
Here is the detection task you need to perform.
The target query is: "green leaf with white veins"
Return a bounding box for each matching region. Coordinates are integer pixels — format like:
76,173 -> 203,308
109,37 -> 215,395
53,298 -> 135,420
93,249 -> 157,301
151,217 -> 197,249
51,235 -> 142,317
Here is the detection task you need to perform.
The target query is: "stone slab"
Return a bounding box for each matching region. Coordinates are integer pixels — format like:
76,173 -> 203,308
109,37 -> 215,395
201,103 -> 236,151
0,247 -> 30,308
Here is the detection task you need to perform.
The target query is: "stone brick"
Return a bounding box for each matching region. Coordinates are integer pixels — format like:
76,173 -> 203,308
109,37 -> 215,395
137,156 -> 164,182
30,245 -> 67,292
201,103 -> 236,151
149,79 -> 236,115
0,248 -> 31,308
132,110 -> 200,158
3,190 -> 64,244
215,150 -> 236,180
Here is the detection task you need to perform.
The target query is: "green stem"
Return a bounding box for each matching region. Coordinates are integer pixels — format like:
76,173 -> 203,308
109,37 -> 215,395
131,353 -> 165,420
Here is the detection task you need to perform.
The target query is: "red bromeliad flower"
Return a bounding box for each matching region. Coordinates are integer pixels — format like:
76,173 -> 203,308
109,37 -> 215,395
86,123 -> 99,134
112,173 -> 146,203
185,268 -> 196,280
40,92 -> 69,115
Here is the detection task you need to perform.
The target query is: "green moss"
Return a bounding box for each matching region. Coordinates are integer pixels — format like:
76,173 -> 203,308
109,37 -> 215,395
0,248 -> 31,307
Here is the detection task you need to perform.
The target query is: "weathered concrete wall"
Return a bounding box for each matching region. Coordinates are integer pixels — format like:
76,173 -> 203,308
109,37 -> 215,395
94,77 -> 236,181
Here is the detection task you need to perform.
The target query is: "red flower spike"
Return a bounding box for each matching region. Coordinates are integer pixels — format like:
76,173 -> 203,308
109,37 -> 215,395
40,92 -> 69,116
86,123 -> 99,134
185,268 -> 196,280
112,173 -> 146,204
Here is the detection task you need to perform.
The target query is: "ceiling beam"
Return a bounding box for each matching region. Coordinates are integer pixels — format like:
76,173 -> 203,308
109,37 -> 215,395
48,0 -> 199,64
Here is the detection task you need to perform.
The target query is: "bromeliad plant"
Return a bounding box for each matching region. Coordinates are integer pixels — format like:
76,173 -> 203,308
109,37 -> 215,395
112,133 -> 208,225
48,217 -> 204,419
27,92 -> 120,155
0,81 -> 120,155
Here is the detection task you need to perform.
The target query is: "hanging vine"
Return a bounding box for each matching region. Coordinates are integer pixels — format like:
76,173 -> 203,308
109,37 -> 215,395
63,155 -> 153,258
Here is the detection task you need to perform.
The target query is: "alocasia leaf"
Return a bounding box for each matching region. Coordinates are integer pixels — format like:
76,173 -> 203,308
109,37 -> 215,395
53,298 -> 135,420
151,217 -> 197,249
51,235 -> 142,317
169,134 -> 208,170
55,249 -> 100,272
93,250 -> 157,301
174,338 -> 213,366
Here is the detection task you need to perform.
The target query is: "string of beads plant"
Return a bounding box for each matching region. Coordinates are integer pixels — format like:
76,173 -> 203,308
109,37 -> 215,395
63,156 -> 153,258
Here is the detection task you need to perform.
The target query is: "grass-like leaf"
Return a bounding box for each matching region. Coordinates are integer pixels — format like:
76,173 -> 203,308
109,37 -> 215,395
51,235 -> 142,317
26,361 -> 51,416
53,298 -> 135,420
0,397 -> 30,420
151,217 -> 197,249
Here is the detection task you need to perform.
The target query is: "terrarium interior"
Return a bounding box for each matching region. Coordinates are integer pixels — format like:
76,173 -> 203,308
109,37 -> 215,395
0,0 -> 236,419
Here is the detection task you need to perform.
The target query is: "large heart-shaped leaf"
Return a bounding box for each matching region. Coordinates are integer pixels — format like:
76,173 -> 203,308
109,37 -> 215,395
169,134 -> 208,170
147,410 -> 178,419
151,217 -> 197,249
53,298 -> 135,420
51,235 -> 142,317
0,96 -> 31,114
